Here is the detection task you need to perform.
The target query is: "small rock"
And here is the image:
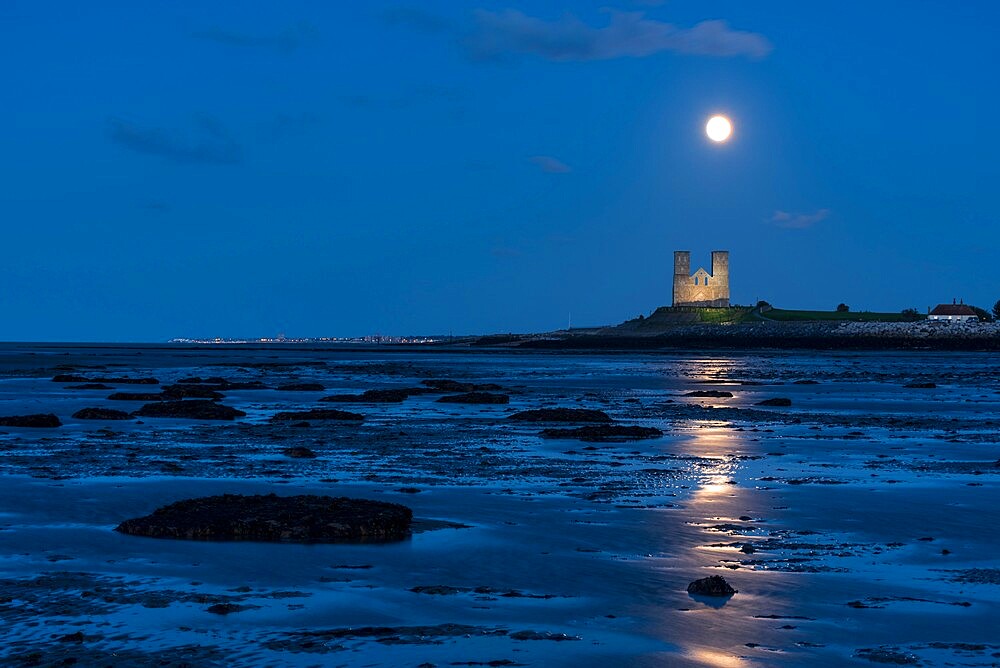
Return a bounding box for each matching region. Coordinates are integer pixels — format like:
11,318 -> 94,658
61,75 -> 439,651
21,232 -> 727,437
206,603 -> 252,615
687,575 -> 737,597
133,400 -> 246,421
282,447 -> 317,459
271,409 -> 364,422
115,493 -> 412,542
508,408 -> 611,423
72,407 -> 133,420
277,383 -> 326,392
436,392 -> 510,404
756,397 -> 792,407
0,413 -> 62,428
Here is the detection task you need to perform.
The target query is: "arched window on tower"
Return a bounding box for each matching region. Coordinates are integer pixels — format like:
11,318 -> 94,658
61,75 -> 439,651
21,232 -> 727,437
704,277 -> 709,286
693,277 -> 698,286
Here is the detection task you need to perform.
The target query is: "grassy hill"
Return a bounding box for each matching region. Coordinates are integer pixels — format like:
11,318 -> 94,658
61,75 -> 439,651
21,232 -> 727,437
607,305 -> 923,335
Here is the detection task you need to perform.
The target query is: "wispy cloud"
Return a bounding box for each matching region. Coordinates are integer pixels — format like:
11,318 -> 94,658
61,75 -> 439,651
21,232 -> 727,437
108,116 -> 243,165
770,209 -> 831,229
259,112 -> 323,140
529,155 -> 572,173
466,10 -> 772,61
192,22 -> 318,53
382,6 -> 454,34
343,85 -> 465,110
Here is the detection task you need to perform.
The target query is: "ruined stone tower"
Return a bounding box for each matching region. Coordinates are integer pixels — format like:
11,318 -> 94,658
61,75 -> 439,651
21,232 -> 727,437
672,251 -> 730,307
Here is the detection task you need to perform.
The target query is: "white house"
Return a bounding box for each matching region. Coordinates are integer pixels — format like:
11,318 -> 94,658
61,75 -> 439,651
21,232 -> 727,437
928,302 -> 979,322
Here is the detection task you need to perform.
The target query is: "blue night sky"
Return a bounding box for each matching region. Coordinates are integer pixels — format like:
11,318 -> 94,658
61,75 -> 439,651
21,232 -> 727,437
2,1 -> 997,341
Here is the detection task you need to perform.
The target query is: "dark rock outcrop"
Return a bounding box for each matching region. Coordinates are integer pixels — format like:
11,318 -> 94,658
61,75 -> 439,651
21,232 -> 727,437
108,392 -> 165,401
177,377 -> 269,390
115,493 -> 412,542
420,379 -> 503,393
133,400 -> 246,421
66,383 -> 114,390
508,408 -> 612,423
277,383 -> 326,392
206,603 -> 253,615
282,446 -> 317,459
52,374 -> 158,384
271,409 -> 364,422
756,397 -> 792,407
321,388 -> 416,403
685,390 -> 734,398
905,382 -> 937,389
0,413 -> 62,428
687,575 -> 737,596
540,424 -> 663,442
436,392 -> 510,404
160,384 -> 224,400
72,407 -> 133,420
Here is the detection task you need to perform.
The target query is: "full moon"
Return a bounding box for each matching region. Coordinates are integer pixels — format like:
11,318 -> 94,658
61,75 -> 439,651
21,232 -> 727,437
706,115 -> 733,142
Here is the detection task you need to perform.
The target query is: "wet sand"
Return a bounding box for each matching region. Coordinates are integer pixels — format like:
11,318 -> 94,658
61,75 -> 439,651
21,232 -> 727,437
0,344 -> 998,666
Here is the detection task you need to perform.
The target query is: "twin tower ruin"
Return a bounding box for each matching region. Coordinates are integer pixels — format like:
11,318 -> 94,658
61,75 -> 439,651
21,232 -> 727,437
672,251 -> 730,307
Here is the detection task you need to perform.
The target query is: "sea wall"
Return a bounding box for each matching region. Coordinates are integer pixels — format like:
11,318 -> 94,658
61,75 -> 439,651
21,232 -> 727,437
517,320 -> 1000,351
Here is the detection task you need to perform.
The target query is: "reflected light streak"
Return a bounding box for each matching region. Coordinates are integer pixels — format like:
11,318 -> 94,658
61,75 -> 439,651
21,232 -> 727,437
686,647 -> 752,667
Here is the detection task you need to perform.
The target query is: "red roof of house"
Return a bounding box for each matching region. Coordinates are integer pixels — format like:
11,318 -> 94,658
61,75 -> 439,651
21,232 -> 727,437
930,304 -> 977,316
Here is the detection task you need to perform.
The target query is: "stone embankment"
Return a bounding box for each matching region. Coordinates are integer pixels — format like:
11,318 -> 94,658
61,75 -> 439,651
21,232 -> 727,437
520,320 -> 1000,351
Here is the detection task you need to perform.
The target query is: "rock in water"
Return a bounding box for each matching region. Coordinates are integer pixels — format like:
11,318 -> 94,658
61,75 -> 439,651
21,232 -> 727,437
160,384 -> 225,400
0,413 -> 62,428
507,408 -> 612,423
540,425 -> 663,442
132,400 -> 246,421
320,388 -> 416,403
421,379 -> 503,393
756,397 -> 792,407
72,407 -> 133,420
282,446 -> 317,458
115,493 -> 412,542
436,392 -> 510,404
684,390 -> 734,398
271,409 -> 364,422
277,383 -> 326,392
108,392 -> 165,401
687,575 -> 737,597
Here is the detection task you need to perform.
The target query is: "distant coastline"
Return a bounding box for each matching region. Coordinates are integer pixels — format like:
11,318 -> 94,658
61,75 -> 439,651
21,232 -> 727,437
169,306 -> 1000,353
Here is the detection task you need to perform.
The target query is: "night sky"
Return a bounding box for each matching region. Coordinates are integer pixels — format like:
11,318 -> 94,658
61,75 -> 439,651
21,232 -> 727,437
3,1 -> 997,341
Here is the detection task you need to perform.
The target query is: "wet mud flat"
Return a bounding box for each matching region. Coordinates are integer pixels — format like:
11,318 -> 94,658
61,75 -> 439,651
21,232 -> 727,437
0,344 -> 998,666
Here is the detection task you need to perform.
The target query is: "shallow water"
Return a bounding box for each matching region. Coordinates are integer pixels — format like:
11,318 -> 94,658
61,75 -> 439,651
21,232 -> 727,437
0,344 -> 998,666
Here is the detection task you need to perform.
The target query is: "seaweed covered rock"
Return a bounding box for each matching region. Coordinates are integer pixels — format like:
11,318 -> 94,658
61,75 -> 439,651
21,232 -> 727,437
0,413 -> 62,428
508,408 -> 612,423
321,388 -> 416,403
756,397 -> 792,407
133,400 -> 246,421
540,425 -> 663,442
72,407 -> 133,420
108,392 -> 165,401
420,379 -> 503,393
115,493 -> 412,542
160,384 -> 225,400
436,392 -> 510,404
271,409 -> 364,422
282,446 -> 317,458
687,575 -> 737,597
277,383 -> 326,392
52,374 -> 159,384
